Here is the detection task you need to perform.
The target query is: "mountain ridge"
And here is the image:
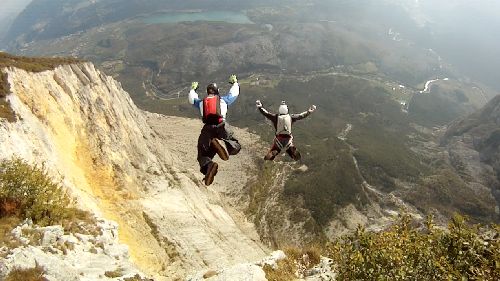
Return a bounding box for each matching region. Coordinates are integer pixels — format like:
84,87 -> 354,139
443,94 -> 500,211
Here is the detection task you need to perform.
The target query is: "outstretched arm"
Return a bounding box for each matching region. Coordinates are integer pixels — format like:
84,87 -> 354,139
256,100 -> 276,121
221,74 -> 240,106
188,82 -> 202,109
291,105 -> 316,122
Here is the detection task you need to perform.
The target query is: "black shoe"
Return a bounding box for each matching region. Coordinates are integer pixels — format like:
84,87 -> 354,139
264,150 -> 279,161
204,162 -> 218,186
210,138 -> 229,161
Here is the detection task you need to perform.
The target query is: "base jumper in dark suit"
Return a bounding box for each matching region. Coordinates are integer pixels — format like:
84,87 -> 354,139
188,75 -> 241,185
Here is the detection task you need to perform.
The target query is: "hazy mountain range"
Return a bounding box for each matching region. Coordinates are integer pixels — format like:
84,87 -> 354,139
4,0 -> 500,91
0,0 -> 31,43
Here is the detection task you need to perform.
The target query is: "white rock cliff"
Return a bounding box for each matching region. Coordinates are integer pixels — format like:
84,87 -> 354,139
0,63 -> 269,280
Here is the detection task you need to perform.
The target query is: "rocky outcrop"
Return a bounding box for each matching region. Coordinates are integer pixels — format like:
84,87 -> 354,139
0,62 -> 268,279
0,219 -> 146,281
187,250 -> 336,281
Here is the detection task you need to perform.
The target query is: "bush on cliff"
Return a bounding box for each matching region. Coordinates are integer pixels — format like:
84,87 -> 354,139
265,214 -> 499,280
5,263 -> 47,281
0,157 -> 72,226
0,71 -> 16,122
327,214 -> 500,280
264,246 -> 322,281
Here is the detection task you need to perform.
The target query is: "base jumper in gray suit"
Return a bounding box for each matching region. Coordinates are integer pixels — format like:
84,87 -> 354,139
256,100 -> 316,161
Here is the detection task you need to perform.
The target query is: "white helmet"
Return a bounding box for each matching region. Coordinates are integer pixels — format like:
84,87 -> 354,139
278,101 -> 288,115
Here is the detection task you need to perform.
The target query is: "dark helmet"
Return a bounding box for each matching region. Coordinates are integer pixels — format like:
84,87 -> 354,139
207,83 -> 219,95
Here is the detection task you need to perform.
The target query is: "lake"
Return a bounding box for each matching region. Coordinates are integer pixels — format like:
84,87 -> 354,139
143,11 -> 253,24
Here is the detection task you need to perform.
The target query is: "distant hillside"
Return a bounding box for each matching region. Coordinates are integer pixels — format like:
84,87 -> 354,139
0,0 -> 31,43
4,0 -> 295,43
445,95 -> 500,141
229,75 -> 499,228
443,94 -> 500,208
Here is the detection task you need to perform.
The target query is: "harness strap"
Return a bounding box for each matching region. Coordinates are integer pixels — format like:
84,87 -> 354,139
274,135 -> 293,151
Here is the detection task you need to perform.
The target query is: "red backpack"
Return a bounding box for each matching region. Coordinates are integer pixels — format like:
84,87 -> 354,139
202,95 -> 222,124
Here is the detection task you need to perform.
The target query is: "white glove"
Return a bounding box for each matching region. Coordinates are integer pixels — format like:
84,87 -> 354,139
308,105 -> 316,112
256,100 -> 262,108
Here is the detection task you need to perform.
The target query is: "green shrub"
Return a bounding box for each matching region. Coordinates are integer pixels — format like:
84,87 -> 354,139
60,208 -> 100,236
123,274 -> 154,281
0,71 -> 9,98
0,99 -> 16,122
0,216 -> 23,258
104,268 -> 123,278
5,263 -> 47,281
326,214 -> 500,280
0,71 -> 16,122
0,157 -> 72,226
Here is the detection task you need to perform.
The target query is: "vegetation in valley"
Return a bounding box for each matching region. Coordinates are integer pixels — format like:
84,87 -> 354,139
246,160 -> 279,220
233,75 -> 430,227
201,74 -> 495,239
284,137 -> 367,226
409,85 -> 477,127
349,120 -> 429,192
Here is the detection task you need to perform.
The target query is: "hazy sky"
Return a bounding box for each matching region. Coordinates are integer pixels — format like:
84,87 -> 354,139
0,0 -> 32,20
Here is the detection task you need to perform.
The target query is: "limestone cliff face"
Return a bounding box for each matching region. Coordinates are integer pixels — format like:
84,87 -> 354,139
0,63 -> 267,279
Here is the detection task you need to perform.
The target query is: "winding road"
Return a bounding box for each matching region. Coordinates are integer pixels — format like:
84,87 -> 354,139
419,77 -> 449,93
